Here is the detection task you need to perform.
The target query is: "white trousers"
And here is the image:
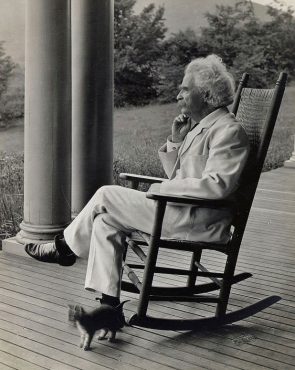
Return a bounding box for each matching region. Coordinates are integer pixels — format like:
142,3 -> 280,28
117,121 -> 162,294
64,185 -> 176,297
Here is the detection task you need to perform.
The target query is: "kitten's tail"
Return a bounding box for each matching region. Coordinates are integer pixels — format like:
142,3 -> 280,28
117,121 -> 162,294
95,297 -> 130,311
116,300 -> 130,312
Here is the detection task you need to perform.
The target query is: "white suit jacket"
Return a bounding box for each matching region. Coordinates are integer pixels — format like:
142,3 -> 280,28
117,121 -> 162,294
157,107 -> 250,244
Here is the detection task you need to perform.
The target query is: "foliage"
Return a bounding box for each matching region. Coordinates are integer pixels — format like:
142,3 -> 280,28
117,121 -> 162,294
0,152 -> 23,246
163,28 -> 201,67
0,41 -> 15,100
250,0 -> 295,85
199,0 -> 295,87
156,28 -> 201,103
0,41 -> 16,122
0,65 -> 24,124
114,0 -> 295,106
153,0 -> 295,101
200,0 -> 255,67
114,0 -> 167,107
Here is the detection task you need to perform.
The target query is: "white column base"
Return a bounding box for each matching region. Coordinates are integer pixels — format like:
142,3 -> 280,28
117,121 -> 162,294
16,221 -> 69,244
284,153 -> 295,168
284,160 -> 295,168
284,136 -> 295,168
2,237 -> 30,258
284,161 -> 295,168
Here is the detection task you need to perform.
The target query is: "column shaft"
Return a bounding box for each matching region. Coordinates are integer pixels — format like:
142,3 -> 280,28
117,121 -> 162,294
72,0 -> 114,214
17,0 -> 72,243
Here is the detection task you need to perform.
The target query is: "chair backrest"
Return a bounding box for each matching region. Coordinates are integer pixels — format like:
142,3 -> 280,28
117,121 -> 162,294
228,72 -> 287,238
232,72 -> 287,201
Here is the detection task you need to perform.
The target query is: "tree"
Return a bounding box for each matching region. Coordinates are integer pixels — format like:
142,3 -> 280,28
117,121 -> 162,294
163,28 -> 200,66
155,1 -> 255,103
114,0 -> 167,106
259,2 -> 295,83
197,0 -> 295,87
232,0 -> 295,86
0,41 -> 15,101
156,28 -> 201,103
113,0 -> 295,106
199,1 -> 256,67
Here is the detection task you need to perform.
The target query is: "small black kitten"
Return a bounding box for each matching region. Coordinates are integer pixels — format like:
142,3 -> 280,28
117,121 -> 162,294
68,300 -> 129,350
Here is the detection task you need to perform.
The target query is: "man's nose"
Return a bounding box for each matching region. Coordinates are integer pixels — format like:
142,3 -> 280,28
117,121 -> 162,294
177,92 -> 183,101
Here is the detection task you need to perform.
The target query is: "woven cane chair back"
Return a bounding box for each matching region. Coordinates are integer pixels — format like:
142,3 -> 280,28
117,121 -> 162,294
231,73 -> 287,227
233,73 -> 287,176
236,88 -> 274,158
235,88 -> 275,200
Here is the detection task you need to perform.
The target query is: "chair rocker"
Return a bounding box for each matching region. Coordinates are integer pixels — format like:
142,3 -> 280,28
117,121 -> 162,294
119,72 -> 288,330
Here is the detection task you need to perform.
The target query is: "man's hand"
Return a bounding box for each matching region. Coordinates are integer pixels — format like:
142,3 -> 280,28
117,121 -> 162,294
172,114 -> 191,143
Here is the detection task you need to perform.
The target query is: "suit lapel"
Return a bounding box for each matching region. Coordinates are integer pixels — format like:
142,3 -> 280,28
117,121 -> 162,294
179,107 -> 230,157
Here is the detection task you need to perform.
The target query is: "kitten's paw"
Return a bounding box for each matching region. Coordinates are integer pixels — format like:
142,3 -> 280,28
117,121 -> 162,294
107,330 -> 116,342
97,335 -> 107,340
97,328 -> 108,340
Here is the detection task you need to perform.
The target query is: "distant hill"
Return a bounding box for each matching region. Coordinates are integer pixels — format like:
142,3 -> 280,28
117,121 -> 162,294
0,0 -> 270,65
133,0 -> 271,35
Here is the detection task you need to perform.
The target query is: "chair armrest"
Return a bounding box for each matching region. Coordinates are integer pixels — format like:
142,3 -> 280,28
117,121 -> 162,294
119,173 -> 166,184
146,192 -> 237,209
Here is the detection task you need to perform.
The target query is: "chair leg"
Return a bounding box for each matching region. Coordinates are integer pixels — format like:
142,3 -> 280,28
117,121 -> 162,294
136,236 -> 160,318
216,277 -> 232,318
135,200 -> 166,318
186,250 -> 202,289
216,252 -> 238,318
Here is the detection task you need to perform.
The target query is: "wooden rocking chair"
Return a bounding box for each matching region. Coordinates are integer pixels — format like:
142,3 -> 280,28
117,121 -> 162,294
119,72 -> 288,330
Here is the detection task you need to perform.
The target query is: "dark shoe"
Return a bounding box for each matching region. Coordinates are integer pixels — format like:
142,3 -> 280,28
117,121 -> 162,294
96,294 -> 120,307
25,235 -> 76,266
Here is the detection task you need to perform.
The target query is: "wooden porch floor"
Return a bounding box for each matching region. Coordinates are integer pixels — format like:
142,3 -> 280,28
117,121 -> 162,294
1,166 -> 295,370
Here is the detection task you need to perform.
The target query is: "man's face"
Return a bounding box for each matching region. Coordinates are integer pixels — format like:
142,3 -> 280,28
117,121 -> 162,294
177,73 -> 205,118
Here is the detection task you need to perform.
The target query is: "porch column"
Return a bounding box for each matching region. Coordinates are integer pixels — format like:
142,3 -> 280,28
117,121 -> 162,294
72,0 -> 114,214
16,0 -> 72,243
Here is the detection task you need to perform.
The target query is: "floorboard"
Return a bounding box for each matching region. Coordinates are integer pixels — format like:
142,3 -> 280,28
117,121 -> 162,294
1,167 -> 295,369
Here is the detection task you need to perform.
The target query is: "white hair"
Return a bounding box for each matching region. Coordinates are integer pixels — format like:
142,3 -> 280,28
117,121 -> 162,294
185,54 -> 235,109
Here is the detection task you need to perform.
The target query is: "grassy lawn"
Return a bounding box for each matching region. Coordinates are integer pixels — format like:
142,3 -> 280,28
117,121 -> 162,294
1,86 -> 295,245
0,152 -> 24,243
114,85 -> 295,177
262,85 -> 295,170
113,102 -> 178,184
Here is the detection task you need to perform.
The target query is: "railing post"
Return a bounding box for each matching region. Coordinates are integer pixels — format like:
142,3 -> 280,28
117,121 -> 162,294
71,0 -> 114,213
16,0 -> 72,243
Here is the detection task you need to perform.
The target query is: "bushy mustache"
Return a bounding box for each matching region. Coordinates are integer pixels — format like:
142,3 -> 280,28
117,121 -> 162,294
178,101 -> 186,108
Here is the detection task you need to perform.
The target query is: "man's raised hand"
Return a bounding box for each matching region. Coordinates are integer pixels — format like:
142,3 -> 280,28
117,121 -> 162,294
172,114 -> 191,143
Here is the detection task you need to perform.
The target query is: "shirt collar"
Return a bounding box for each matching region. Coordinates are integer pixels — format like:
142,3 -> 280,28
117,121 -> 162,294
190,107 -> 230,135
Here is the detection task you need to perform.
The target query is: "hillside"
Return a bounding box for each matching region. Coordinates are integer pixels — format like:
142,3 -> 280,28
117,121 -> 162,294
0,0 -> 270,65
133,0 -> 271,36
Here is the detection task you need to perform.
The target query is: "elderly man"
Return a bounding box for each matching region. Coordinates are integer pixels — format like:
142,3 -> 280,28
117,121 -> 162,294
25,54 -> 249,307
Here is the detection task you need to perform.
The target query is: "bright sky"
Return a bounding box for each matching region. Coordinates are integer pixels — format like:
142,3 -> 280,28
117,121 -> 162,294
254,0 -> 295,8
